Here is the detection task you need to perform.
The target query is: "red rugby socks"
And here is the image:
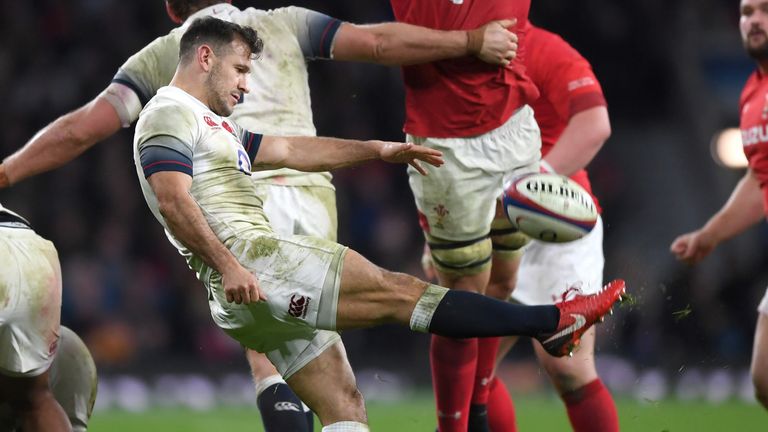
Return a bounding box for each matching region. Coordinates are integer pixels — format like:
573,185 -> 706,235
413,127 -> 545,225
487,377 -> 518,432
431,335 -> 477,431
563,379 -> 619,432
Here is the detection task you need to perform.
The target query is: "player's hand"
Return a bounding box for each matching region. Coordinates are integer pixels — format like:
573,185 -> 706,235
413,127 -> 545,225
378,142 -> 444,175
421,243 -> 437,281
670,230 -> 718,265
470,18 -> 518,66
222,263 -> 266,304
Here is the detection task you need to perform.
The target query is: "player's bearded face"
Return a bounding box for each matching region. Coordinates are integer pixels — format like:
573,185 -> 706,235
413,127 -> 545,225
741,1 -> 768,60
205,61 -> 236,117
744,26 -> 768,59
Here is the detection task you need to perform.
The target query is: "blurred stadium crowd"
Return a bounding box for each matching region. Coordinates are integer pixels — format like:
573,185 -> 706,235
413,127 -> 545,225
1,0 -> 766,396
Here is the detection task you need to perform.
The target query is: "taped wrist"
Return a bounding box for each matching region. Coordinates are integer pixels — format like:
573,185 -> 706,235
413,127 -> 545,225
467,27 -> 485,55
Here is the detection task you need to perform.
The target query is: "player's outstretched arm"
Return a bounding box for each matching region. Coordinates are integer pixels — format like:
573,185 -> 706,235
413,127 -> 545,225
332,19 -> 518,66
147,171 -> 265,304
254,136 -> 443,174
670,169 -> 764,264
542,106 -> 611,176
0,93 -> 124,188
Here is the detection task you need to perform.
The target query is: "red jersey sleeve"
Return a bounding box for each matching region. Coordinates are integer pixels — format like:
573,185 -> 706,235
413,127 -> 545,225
531,29 -> 606,121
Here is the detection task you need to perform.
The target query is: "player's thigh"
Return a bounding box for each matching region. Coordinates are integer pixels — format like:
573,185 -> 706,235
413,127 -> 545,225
209,234 -> 345,378
533,327 -> 599,394
48,326 -> 97,432
336,248 -> 426,329
217,234 -> 346,332
407,144 -> 499,241
259,184 -> 338,241
286,340 -> 366,425
409,154 -> 499,282
0,228 -> 62,380
513,217 -> 604,305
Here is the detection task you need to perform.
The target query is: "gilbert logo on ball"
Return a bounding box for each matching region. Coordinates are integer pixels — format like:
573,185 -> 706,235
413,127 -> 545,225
502,173 -> 598,243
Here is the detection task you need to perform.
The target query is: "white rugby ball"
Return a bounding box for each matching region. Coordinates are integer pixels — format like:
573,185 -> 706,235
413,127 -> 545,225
502,173 -> 598,243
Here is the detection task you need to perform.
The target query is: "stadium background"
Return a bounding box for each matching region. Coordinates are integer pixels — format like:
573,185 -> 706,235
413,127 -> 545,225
1,0 -> 766,423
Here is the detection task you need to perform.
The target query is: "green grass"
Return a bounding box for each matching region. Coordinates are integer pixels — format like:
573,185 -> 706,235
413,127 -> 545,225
88,395 -> 766,431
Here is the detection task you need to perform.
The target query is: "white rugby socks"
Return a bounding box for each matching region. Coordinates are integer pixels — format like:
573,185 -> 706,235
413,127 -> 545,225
409,284 -> 449,332
321,421 -> 370,431
254,374 -> 285,397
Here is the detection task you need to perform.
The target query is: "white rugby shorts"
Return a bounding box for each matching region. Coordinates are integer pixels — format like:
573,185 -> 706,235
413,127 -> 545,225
407,105 -> 541,241
206,233 -> 346,378
257,183 -> 338,242
512,217 -> 604,305
0,226 -> 61,377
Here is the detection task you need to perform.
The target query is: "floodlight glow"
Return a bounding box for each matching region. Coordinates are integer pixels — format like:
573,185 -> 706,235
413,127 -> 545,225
710,128 -> 748,169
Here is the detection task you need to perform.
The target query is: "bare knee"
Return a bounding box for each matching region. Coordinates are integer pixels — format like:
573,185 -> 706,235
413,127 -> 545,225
315,381 -> 367,424
340,386 -> 367,423
547,367 -> 589,394
373,270 -> 428,324
537,343 -> 597,394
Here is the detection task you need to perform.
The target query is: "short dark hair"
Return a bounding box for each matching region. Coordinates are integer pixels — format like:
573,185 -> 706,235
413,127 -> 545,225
166,0 -> 220,21
179,17 -> 264,63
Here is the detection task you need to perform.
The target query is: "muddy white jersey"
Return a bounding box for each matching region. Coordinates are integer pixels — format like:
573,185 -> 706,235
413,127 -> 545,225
115,3 -> 342,187
133,86 -> 269,276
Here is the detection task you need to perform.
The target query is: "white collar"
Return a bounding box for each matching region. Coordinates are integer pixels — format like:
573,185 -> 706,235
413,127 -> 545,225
158,86 -> 214,114
182,3 -> 240,29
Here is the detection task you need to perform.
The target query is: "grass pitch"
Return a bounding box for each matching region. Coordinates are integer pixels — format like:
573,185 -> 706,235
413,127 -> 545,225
88,395 -> 765,431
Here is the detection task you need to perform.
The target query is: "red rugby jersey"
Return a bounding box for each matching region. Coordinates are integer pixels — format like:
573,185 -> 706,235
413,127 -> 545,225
390,0 -> 539,138
740,71 -> 768,213
522,23 -> 606,210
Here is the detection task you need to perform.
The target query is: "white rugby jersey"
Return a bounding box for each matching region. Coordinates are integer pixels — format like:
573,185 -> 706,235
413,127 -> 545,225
133,86 -> 269,275
114,3 -> 341,187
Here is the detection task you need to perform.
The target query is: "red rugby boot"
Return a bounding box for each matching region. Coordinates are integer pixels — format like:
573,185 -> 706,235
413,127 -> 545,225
536,279 -> 626,357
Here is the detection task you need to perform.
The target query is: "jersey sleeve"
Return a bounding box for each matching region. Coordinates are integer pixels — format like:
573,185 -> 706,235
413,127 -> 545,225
112,32 -> 181,109
537,40 -> 606,120
230,121 -> 263,162
272,6 -> 342,60
139,136 -> 193,178
135,103 -> 198,178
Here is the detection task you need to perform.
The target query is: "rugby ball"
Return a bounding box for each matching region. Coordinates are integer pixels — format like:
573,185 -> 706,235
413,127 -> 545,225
502,173 -> 598,243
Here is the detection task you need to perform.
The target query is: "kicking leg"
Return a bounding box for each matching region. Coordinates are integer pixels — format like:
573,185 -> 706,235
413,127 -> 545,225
286,341 -> 368,431
334,249 -> 624,355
